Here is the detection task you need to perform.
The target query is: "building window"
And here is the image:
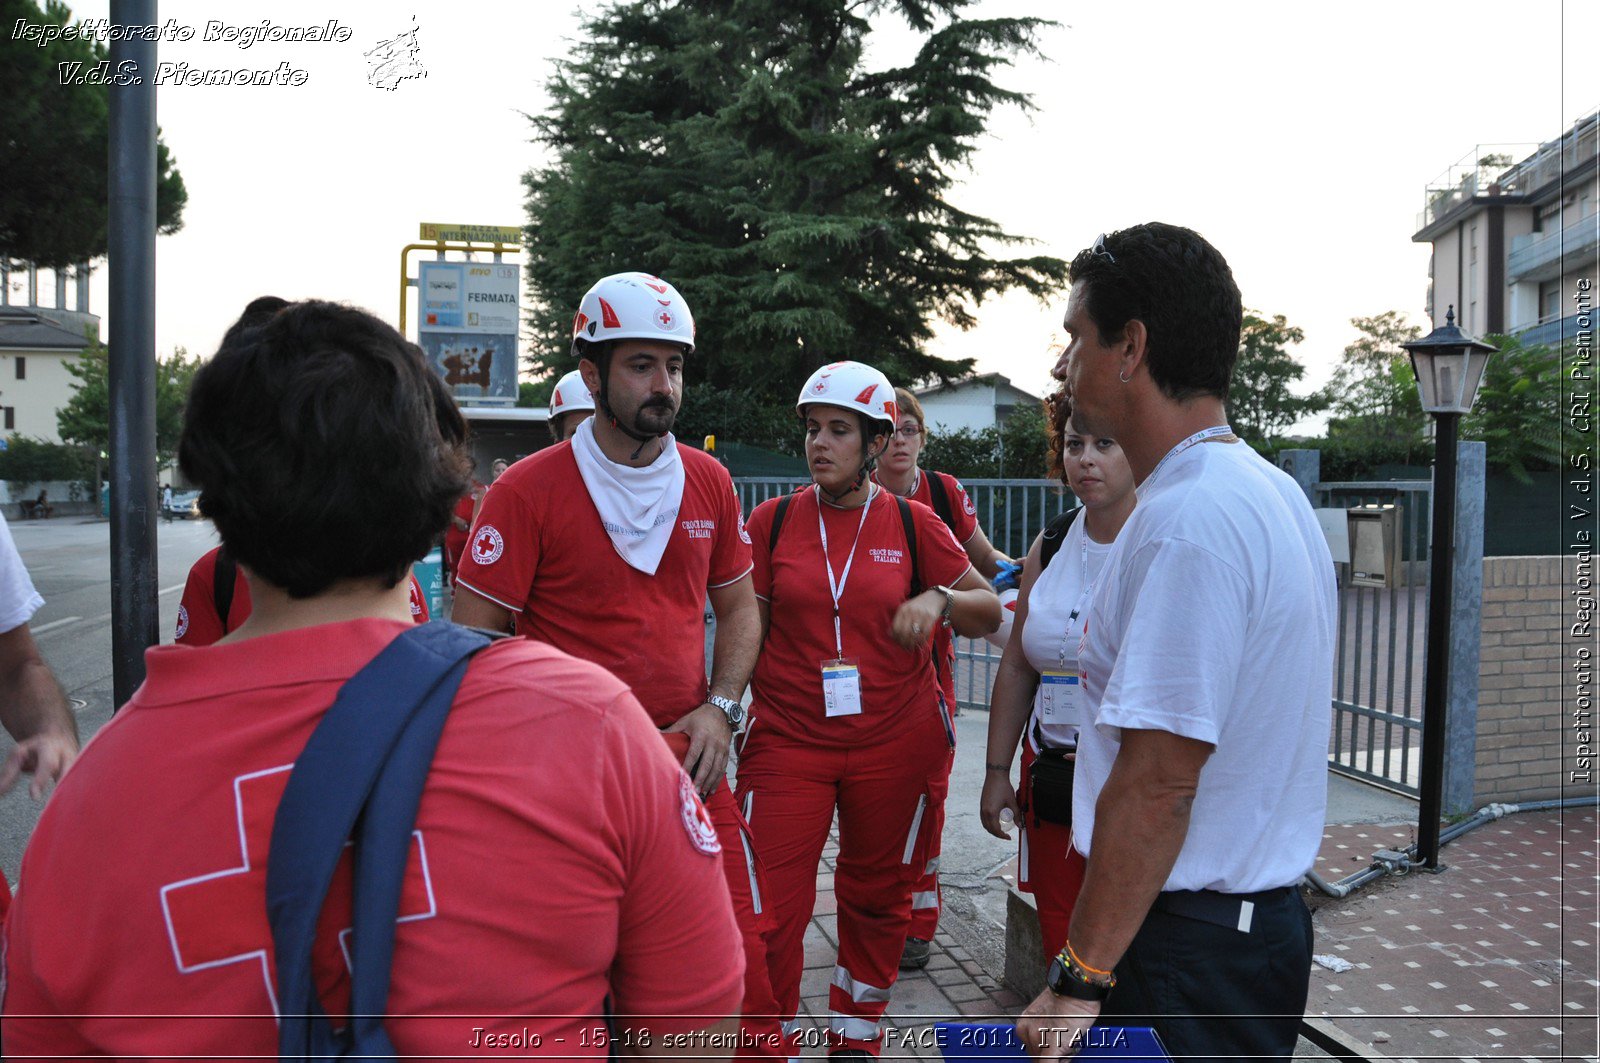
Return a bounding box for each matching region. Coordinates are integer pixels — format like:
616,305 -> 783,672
1541,282 -> 1561,321
1469,225 -> 1478,263
14,356 -> 23,380
3,407 -> 12,431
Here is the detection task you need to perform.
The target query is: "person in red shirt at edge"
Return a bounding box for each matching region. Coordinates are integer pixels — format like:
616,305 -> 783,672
872,385 -> 1014,970
739,361 -> 1000,1060
452,272 -> 783,1060
175,545 -> 431,645
1,299 -> 743,1059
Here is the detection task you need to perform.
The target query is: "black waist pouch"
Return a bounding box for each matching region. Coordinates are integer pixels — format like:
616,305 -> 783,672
1028,748 -> 1076,827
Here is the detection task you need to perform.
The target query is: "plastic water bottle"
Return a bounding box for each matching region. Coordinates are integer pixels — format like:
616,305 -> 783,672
998,807 -> 1016,834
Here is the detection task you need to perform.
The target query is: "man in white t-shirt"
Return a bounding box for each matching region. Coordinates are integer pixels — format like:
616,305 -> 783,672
0,516 -> 79,802
1018,224 -> 1336,1063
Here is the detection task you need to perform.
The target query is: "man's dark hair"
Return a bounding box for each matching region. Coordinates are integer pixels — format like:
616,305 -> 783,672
179,299 -> 470,598
1067,222 -> 1243,402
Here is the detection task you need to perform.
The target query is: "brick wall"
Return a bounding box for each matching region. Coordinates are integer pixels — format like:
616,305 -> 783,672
1474,556 -> 1584,804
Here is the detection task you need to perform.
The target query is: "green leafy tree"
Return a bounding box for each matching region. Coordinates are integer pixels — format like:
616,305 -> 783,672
1464,333 -> 1568,483
1324,311 -> 1427,461
0,0 -> 187,269
57,340 -> 202,491
522,0 -> 1067,451
1229,311 -> 1326,447
918,402 -> 1049,480
517,378 -> 555,409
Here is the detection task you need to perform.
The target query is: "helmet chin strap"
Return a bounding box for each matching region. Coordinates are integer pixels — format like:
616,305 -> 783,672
595,350 -> 670,460
817,443 -> 882,506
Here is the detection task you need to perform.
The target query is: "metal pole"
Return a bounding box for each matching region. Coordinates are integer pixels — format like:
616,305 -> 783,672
108,0 -> 160,709
1416,412 -> 1459,869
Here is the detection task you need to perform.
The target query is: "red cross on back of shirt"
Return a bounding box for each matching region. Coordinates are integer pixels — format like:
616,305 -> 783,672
160,765 -> 436,1016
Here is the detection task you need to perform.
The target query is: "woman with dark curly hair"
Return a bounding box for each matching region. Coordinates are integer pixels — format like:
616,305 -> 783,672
977,383 -> 1136,956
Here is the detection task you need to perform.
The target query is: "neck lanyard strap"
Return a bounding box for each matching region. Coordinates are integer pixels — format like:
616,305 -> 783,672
1146,424 -> 1233,488
817,485 -> 875,659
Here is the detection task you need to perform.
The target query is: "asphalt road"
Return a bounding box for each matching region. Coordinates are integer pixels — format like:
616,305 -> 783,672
2,515 -> 219,886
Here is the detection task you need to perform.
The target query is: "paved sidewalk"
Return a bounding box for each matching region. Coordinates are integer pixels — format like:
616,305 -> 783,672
785,805 -> 1598,1063
788,829 -> 1024,1060
1307,808 -> 1599,1063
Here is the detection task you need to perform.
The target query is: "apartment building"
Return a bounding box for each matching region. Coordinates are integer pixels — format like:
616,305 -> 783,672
0,266 -> 99,442
1412,109 -> 1598,345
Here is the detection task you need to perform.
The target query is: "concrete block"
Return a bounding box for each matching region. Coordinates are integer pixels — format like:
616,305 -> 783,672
1004,887 -> 1047,999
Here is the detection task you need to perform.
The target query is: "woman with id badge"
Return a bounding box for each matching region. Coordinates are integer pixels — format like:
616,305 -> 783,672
978,388 -> 1135,956
739,361 -> 999,1060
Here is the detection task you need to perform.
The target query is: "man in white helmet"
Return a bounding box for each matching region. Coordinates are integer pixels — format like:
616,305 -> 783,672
453,272 -> 782,1058
547,369 -> 597,443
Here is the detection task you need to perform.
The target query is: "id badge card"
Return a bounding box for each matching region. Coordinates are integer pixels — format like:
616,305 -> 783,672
1039,670 -> 1080,724
821,659 -> 863,718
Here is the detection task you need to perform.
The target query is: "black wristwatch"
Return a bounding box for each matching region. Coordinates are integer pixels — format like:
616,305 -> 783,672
1045,951 -> 1114,1002
708,694 -> 745,733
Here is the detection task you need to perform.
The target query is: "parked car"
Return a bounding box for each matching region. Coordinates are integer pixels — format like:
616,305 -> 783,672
169,490 -> 202,519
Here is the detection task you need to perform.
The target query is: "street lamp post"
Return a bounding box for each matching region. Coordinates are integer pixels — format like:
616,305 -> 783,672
1402,306 -> 1495,871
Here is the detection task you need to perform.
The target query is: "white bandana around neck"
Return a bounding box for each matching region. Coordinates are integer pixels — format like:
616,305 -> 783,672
570,417 -> 686,576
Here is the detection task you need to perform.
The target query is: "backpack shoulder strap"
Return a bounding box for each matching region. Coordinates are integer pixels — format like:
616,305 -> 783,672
213,546 -> 237,634
923,470 -> 956,533
768,491 -> 796,555
894,494 -> 922,599
1038,507 -> 1080,571
267,622 -> 491,1059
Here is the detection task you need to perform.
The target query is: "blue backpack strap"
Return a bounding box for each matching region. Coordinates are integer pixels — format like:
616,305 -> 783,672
267,622 -> 491,1060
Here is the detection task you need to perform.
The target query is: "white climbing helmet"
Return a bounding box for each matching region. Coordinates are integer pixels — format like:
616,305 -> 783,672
548,369 -> 596,419
983,588 -> 1021,650
570,272 -> 696,353
795,361 -> 898,424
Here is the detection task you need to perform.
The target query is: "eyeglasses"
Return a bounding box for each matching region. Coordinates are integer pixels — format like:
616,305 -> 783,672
1091,233 -> 1116,264
894,425 -> 922,438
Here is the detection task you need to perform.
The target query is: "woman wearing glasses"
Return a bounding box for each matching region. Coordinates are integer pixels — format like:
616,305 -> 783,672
978,387 -> 1136,957
738,361 -> 999,1061
872,386 -> 1014,969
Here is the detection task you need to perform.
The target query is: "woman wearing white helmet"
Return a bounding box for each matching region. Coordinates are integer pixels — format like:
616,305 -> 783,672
547,369 -> 596,443
977,385 -> 1135,959
738,361 -> 1000,1060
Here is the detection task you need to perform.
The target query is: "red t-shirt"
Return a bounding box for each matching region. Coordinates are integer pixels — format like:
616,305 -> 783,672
444,484 -> 482,570
1,619 -> 743,1058
746,486 -> 972,747
175,547 -> 428,645
455,442 -> 753,727
876,468 -> 979,547
875,468 -> 981,715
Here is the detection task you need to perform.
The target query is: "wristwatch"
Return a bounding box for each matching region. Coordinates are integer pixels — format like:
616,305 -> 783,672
1045,950 -> 1114,1002
935,585 -> 955,628
708,694 -> 745,733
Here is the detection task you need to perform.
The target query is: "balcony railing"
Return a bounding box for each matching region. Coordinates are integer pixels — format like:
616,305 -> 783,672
1513,313 -> 1586,348
1508,212 -> 1600,281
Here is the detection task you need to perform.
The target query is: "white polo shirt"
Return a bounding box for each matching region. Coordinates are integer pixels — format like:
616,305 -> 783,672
1073,439 -> 1336,893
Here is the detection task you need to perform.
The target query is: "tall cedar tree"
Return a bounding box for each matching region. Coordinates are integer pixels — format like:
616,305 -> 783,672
523,0 -> 1066,449
0,0 -> 187,269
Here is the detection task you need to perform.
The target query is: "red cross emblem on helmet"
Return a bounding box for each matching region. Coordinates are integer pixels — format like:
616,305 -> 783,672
656,308 -> 675,329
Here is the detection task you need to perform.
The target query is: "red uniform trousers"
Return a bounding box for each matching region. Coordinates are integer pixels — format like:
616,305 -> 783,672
705,779 -> 786,1062
1016,744 -> 1088,956
905,635 -> 958,941
737,722 -> 950,1057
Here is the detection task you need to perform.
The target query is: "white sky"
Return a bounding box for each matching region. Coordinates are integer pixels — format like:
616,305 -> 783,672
25,0 -> 1600,433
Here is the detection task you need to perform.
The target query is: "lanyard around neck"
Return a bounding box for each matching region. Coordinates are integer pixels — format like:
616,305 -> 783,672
1062,510 -> 1096,668
1145,424 -> 1233,488
817,484 -> 875,658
